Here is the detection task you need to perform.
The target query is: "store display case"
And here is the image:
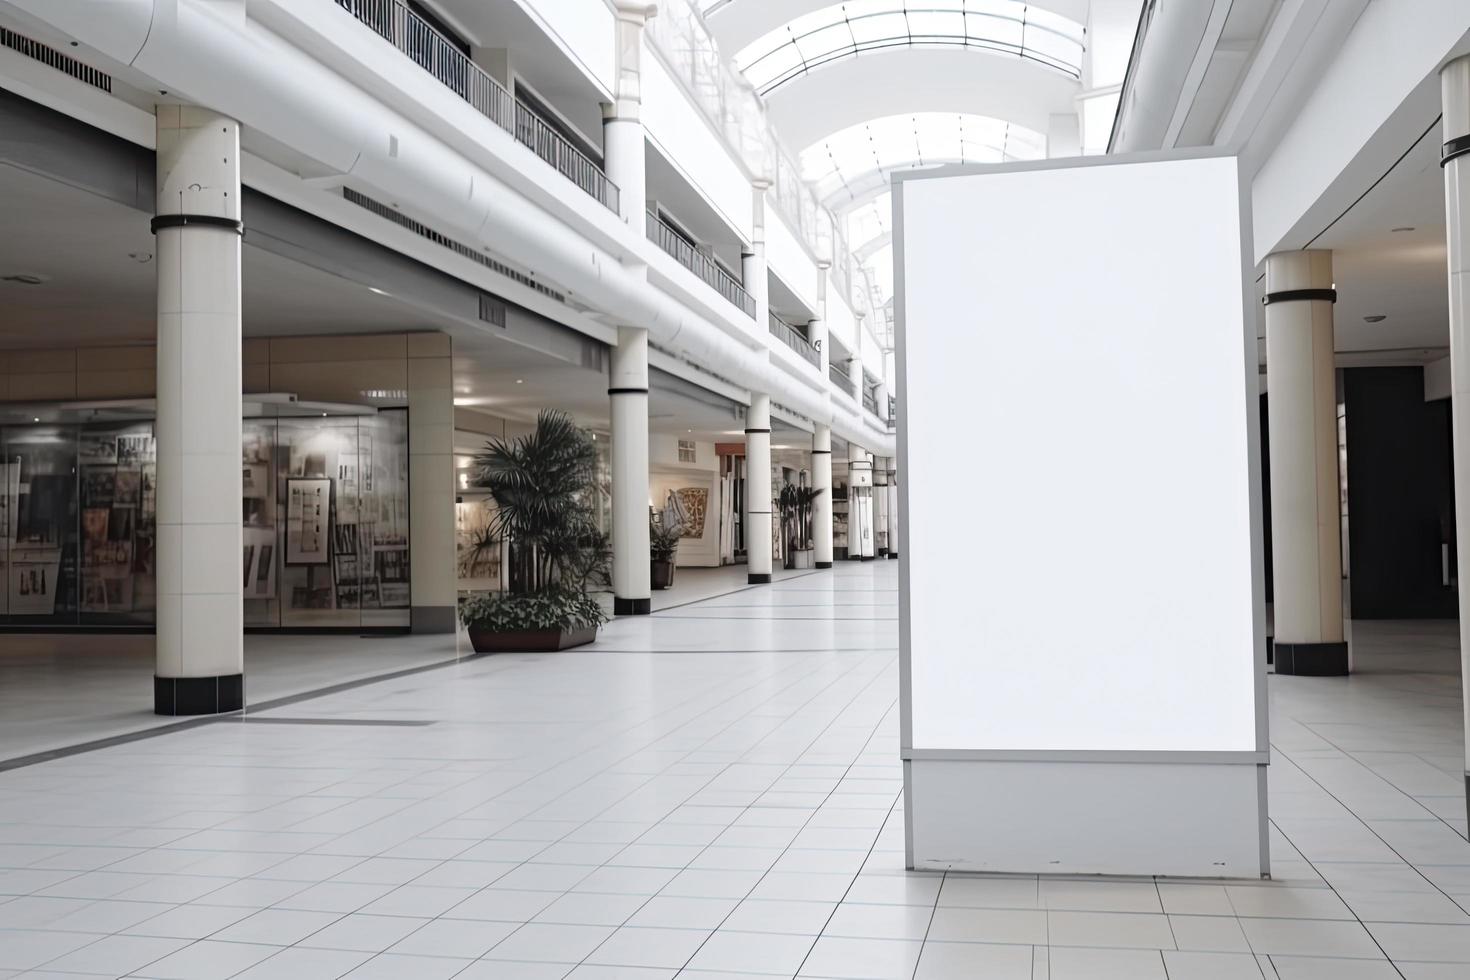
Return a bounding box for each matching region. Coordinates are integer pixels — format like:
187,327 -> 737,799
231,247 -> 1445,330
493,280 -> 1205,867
0,410 -> 410,631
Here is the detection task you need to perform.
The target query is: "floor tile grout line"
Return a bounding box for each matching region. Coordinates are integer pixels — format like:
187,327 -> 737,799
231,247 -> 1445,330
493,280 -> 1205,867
648,568 -> 827,615
353,631 -> 888,972
651,681 -> 902,975
907,866 -> 947,980
61,633 -> 859,977
1268,736 -> 1470,919
1293,719 -> 1470,845
1258,813 -> 1409,978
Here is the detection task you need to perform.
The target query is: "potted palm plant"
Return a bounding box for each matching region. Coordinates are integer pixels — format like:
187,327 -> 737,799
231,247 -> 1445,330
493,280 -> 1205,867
459,410 -> 610,652
650,514 -> 681,590
781,484 -> 823,570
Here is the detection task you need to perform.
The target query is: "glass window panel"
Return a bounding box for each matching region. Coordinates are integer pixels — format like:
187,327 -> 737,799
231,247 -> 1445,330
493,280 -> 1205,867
5,424 -> 78,624
845,10 -> 909,46
904,10 -> 965,42
741,43 -> 802,89
1023,23 -> 1084,74
793,21 -> 856,65
965,10 -> 1023,51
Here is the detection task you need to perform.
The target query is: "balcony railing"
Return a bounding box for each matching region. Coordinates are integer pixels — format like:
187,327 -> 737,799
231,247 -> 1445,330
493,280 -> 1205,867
646,213 -> 756,318
335,0 -> 618,213
514,103 -> 619,213
829,359 -> 852,390
862,386 -> 880,417
887,395 -> 897,430
769,314 -> 820,369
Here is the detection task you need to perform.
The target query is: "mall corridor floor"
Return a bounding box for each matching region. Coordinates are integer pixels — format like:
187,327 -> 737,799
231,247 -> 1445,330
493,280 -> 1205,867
0,562 -> 1468,979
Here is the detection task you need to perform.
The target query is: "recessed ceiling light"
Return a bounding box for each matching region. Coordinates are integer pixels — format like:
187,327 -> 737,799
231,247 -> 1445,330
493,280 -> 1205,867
1,274 -> 46,286
1364,315 -> 1387,323
1391,226 -> 1415,233
32,417 -> 40,423
515,379 -> 523,384
128,252 -> 152,264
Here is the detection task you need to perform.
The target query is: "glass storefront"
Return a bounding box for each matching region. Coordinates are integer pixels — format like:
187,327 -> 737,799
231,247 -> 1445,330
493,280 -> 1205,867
0,411 -> 409,630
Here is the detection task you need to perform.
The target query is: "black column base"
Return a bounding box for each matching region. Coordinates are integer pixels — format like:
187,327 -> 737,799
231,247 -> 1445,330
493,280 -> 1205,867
614,597 -> 651,616
155,674 -> 243,716
411,606 -> 456,634
748,573 -> 772,585
887,552 -> 899,559
1274,641 -> 1349,676
860,555 -> 876,562
815,561 -> 833,569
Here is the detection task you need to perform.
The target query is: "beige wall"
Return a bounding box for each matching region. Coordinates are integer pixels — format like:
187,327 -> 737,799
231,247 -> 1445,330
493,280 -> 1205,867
0,346 -> 155,401
1,333 -> 439,407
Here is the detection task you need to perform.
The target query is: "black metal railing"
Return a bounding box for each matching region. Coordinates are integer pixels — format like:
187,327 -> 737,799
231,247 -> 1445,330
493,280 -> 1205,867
829,359 -> 852,390
646,213 -> 756,318
769,314 -> 820,368
335,0 -> 618,213
887,395 -> 896,429
515,102 -> 619,212
862,386 -> 879,416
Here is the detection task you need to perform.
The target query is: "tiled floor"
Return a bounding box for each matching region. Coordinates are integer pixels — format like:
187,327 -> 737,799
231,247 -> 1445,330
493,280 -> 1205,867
0,565 -> 799,763
0,561 -> 1466,978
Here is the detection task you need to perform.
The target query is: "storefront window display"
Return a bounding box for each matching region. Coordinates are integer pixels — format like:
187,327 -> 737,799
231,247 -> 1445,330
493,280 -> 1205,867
0,411 -> 410,630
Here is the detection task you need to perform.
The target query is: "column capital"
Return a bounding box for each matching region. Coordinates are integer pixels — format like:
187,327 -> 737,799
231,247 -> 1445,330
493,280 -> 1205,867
1441,56 -> 1470,163
613,1 -> 658,25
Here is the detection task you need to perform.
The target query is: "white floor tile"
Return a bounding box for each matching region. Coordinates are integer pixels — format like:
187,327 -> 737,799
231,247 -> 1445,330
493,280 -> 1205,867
1046,946 -> 1167,979
581,925 -> 712,968
800,936 -> 922,978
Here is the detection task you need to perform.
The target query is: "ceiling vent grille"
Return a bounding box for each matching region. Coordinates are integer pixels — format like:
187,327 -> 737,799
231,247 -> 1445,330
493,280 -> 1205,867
0,28 -> 111,93
342,188 -> 565,304
478,293 -> 506,327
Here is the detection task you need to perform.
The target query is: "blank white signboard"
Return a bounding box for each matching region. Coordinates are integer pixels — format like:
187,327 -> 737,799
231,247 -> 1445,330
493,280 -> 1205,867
899,155 -> 1263,755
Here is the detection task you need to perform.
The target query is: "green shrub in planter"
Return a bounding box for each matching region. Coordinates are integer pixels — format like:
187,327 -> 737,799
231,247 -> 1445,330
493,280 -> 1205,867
462,410 -> 611,651
459,588 -> 608,633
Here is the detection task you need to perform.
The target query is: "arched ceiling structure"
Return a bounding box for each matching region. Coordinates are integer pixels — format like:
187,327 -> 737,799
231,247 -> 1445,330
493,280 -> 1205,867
700,0 -> 1093,56
698,1 -> 1141,318
801,112 -> 1046,208
760,47 -> 1081,163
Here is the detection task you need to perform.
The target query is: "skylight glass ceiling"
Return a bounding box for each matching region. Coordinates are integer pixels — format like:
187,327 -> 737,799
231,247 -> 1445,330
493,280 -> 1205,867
801,112 -> 1046,204
735,0 -> 1086,96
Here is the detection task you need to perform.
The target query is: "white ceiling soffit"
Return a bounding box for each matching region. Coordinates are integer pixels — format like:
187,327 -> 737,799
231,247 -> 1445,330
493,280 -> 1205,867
701,0 -> 1091,57
764,47 -> 1080,151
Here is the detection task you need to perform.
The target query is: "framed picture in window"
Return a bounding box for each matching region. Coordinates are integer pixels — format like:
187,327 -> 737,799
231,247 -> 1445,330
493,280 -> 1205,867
285,478 -> 331,565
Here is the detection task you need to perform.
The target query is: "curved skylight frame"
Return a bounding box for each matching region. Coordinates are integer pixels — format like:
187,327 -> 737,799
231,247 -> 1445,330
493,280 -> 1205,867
801,112 -> 1046,205
735,0 -> 1086,96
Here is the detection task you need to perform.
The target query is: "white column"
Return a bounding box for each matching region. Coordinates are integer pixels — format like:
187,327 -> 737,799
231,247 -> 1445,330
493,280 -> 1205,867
1264,250 -> 1347,676
1440,54 -> 1470,824
746,393 -> 773,584
886,460 -> 900,560
873,457 -> 890,556
611,326 -> 651,614
743,181 -> 771,327
602,2 -> 655,225
848,449 -> 875,560
407,332 -> 456,633
813,423 -> 834,568
812,260 -> 831,374
153,105 -> 243,715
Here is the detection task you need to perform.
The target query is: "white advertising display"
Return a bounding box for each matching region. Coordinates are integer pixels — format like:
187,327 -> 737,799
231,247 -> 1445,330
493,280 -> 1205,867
896,153 -> 1268,877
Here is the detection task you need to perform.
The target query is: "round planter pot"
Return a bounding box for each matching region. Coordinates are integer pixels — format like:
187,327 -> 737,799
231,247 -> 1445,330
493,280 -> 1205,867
789,548 -> 816,570
651,559 -> 675,590
467,627 -> 598,653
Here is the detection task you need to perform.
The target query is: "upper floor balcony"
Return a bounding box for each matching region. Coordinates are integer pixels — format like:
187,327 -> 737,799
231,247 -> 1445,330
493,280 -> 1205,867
768,313 -> 820,370
646,211 -> 756,319
335,0 -> 618,213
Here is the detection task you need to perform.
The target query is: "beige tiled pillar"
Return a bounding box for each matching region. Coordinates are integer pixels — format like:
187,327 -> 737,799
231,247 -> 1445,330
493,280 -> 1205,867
407,332 -> 456,633
1264,250 -> 1347,676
